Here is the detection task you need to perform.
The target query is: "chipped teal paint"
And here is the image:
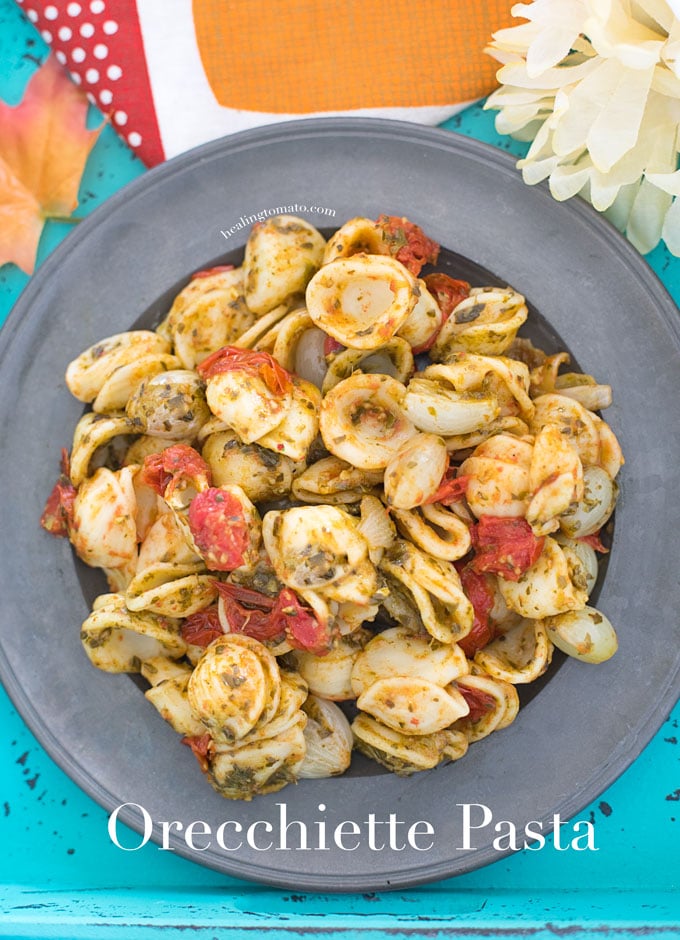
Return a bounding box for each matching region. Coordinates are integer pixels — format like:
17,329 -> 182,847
0,0 -> 678,936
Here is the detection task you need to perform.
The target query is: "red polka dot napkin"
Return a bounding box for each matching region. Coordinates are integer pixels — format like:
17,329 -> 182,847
15,0 -> 513,167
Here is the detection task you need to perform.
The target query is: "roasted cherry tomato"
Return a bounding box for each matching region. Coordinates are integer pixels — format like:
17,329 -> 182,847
457,563 -> 496,657
469,516 -> 545,582
270,588 -> 332,655
188,488 -> 251,571
181,733 -> 213,773
375,214 -> 440,276
181,606 -> 223,647
212,580 -> 280,642
40,448 -> 77,538
197,346 -> 293,396
577,531 -> 609,553
458,685 -> 498,723
140,444 -> 211,499
323,334 -> 345,357
425,468 -> 471,506
191,264 -> 235,279
212,581 -> 329,652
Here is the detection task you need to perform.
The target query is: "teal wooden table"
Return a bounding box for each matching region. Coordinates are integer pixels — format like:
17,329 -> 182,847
0,3 -> 678,937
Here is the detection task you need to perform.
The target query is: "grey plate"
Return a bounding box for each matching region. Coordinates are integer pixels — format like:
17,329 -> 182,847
1,118 -> 679,892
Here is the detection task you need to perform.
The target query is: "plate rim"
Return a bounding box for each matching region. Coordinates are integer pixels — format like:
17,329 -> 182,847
1,116 -> 680,892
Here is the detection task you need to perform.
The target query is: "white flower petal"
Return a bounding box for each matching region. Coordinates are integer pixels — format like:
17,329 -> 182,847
496,102 -> 552,133
520,153 -> 562,183
604,181 -> 640,231
589,175 -> 624,210
512,118 -> 550,141
497,56 -> 600,89
631,0 -> 674,34
549,161 -> 594,200
587,64 -> 655,170
625,176 -> 673,252
484,0 -> 680,256
552,59 -> 621,156
484,85 -> 557,107
526,25 -> 583,76
660,194 -> 680,253
645,169 -> 680,195
651,61 -> 680,93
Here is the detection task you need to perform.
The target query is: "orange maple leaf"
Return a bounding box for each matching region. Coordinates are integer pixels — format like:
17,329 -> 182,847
0,55 -> 102,275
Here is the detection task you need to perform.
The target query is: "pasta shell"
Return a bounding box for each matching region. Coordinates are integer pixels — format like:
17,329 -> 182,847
204,367 -> 293,443
591,414 -> 624,479
392,504 -> 472,562
380,541 -> 474,644
352,713 -> 467,775
239,670 -> 308,744
427,356 -> 534,419
126,370 -> 211,439
451,674 -> 520,742
320,373 -> 417,470
459,434 -> 534,519
350,626 -> 469,697
357,676 -> 469,735
321,338 -> 414,394
255,377 -> 321,460
201,430 -> 298,502
292,456 -> 383,505
298,695 -> 354,778
92,353 -> 181,414
397,280 -> 443,351
71,466 -> 138,570
66,331 -> 171,403
306,254 -> 418,349
162,267 -> 256,368
141,656 -> 193,685
530,353 -> 613,411
257,308 -> 328,389
544,606 -> 618,664
334,599 -> 382,633
357,494 -> 397,564
497,536 -> 589,619
322,217 -> 386,264
187,635 -> 280,744
137,512 -> 202,570
443,416 -> 531,455
69,412 -> 133,487
559,465 -> 618,538
383,433 -> 448,509
431,287 -> 528,359
143,659 -> 206,736
230,299 -> 301,350
291,628 -> 372,700
402,374 -> 499,436
80,594 -> 185,673
124,435 -> 189,466
244,215 -> 326,315
530,394 -> 601,466
527,424 -> 584,535
125,563 -> 218,617
474,618 -> 554,684
208,713 -> 307,800
262,504 -> 375,595
554,534 -> 599,596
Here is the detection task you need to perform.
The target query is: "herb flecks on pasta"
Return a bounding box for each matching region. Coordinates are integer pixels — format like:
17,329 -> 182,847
42,213 -> 623,799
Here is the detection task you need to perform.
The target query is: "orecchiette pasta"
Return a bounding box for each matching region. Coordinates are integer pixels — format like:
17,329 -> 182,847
42,212 -> 623,801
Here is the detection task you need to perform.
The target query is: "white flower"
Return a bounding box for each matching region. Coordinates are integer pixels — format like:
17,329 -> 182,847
485,0 -> 680,254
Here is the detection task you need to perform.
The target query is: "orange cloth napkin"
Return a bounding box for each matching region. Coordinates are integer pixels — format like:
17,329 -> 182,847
17,0 -> 512,166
